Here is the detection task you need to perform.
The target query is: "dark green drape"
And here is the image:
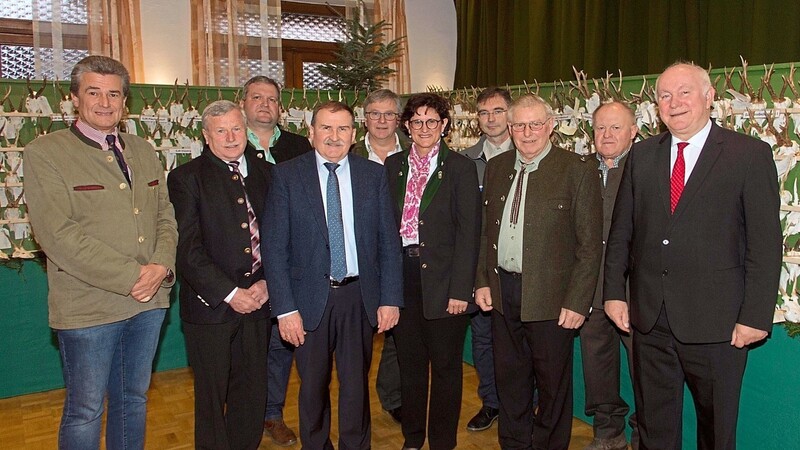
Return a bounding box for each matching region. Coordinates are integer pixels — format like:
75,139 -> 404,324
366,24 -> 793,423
454,0 -> 800,88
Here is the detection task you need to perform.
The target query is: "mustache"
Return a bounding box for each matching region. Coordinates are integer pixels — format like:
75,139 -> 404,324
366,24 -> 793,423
323,138 -> 344,146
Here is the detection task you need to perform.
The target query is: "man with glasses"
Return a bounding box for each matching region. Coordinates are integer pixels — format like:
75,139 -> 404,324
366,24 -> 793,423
475,95 -> 602,449
240,75 -> 312,446
351,89 -> 410,164
462,87 -> 513,432
349,89 -> 409,425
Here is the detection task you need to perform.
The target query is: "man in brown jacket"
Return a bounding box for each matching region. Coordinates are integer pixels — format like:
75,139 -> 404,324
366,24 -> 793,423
475,94 -> 602,450
24,55 -> 177,449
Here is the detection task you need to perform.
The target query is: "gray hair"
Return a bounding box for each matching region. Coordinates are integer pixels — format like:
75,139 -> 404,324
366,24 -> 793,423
592,100 -> 636,124
363,89 -> 401,113
201,100 -> 244,130
70,55 -> 131,98
655,61 -> 712,95
507,94 -> 554,122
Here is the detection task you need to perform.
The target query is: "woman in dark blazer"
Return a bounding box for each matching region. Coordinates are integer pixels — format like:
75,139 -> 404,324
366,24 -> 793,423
384,93 -> 481,450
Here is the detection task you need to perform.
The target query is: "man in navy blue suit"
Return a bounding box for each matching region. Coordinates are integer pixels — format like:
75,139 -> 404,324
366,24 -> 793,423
263,101 -> 403,449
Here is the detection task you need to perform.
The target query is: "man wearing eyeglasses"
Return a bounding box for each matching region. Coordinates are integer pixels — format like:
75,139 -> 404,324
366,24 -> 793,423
240,75 -> 312,446
462,87 -> 513,433
350,88 -> 409,425
475,95 -> 602,449
351,89 -> 410,164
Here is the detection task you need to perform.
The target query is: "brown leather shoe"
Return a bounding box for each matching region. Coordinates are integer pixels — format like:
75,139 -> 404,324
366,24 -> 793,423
264,419 -> 298,446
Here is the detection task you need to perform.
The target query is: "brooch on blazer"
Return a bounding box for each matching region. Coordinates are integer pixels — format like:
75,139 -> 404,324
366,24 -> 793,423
437,170 -> 443,179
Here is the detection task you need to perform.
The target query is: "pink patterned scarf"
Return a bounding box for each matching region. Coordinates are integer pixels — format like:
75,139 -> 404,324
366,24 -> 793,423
400,141 -> 440,242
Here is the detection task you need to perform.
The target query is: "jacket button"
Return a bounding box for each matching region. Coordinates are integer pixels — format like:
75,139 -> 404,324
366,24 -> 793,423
492,244 -> 497,250
244,272 -> 251,277
602,240 -> 606,245
257,153 -> 264,158
244,247 -> 252,254
241,222 -> 248,229
662,269 -> 668,276
133,208 -> 140,215
119,183 -> 127,190
558,204 -> 564,209
232,174 -> 239,181
419,220 -> 424,225
237,197 -> 245,204
138,236 -> 145,243
420,242 -> 425,247
500,195 -> 505,201
421,263 -> 428,269
662,239 -> 669,245
495,219 -> 500,225
107,155 -> 114,162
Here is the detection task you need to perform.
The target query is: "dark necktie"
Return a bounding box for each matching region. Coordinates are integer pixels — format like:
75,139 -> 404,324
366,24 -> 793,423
325,162 -> 348,281
670,142 -> 688,214
105,134 -> 131,185
510,162 -> 530,225
228,161 -> 261,272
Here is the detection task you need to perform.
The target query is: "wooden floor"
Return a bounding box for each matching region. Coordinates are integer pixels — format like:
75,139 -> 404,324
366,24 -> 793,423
0,335 -> 594,449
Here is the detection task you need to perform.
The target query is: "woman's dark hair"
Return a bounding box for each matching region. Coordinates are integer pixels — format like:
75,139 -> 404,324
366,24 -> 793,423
400,92 -> 452,136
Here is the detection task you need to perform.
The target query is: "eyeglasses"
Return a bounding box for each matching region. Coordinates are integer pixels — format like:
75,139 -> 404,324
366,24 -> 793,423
408,119 -> 442,130
509,119 -> 550,132
365,111 -> 399,121
477,109 -> 507,119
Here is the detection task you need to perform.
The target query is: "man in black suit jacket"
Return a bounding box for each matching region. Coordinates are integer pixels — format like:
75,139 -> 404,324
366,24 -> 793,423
263,101 -> 403,449
604,62 -> 782,450
240,75 -> 311,445
168,100 -> 272,450
241,75 -> 312,164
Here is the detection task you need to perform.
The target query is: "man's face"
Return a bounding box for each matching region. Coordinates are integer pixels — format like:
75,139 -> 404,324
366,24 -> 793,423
202,109 -> 248,162
477,95 -> 510,140
309,108 -> 356,163
656,65 -> 714,141
508,104 -> 554,161
72,72 -> 126,134
364,98 -> 400,141
593,104 -> 638,160
241,82 -> 281,129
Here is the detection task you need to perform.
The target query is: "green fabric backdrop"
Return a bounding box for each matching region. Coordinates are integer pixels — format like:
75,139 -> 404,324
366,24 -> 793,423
454,0 -> 800,88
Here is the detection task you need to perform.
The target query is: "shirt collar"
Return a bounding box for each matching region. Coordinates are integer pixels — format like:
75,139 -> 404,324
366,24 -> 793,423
76,119 -> 118,151
315,150 -> 350,172
247,126 -> 282,150
596,146 -> 631,170
482,136 -> 513,160
670,119 -> 712,149
365,133 -> 403,156
515,141 -> 551,172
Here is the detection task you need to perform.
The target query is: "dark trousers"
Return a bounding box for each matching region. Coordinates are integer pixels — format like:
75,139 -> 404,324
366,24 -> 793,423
394,254 -> 469,450
376,331 -> 402,411
493,270 -> 575,450
294,281 -> 374,450
470,309 -> 500,409
633,306 -> 748,450
579,308 -> 637,439
183,315 -> 270,450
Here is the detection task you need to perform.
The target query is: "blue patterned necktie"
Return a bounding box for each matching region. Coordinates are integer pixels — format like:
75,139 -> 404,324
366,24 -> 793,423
105,134 -> 131,185
325,162 -> 347,282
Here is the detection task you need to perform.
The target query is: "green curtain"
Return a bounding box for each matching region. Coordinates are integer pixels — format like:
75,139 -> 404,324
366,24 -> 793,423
454,0 -> 800,88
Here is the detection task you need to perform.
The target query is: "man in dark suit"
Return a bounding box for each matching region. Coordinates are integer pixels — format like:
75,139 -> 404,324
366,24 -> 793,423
475,94 -> 602,450
263,101 -> 403,449
240,75 -> 310,445
168,100 -> 272,450
604,62 -> 782,450
241,75 -> 312,163
461,87 -> 514,432
580,101 -> 638,450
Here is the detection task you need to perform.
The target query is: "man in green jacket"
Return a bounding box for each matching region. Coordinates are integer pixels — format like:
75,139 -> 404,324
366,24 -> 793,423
24,55 -> 177,449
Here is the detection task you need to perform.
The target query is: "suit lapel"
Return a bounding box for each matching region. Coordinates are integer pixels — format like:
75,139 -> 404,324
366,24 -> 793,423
300,152 -> 330,243
672,125 -> 723,219
349,155 -> 366,248
657,134 -> 672,215
419,142 -> 450,216
395,152 -> 409,213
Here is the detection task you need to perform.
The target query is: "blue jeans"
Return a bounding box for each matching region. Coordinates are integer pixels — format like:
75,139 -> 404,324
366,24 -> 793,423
56,308 -> 166,450
265,321 -> 295,420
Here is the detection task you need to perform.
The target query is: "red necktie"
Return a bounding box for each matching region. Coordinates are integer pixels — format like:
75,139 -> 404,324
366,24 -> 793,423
670,142 -> 688,214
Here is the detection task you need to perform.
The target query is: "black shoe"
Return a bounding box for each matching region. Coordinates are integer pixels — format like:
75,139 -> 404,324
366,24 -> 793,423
466,406 -> 499,431
387,406 -> 402,424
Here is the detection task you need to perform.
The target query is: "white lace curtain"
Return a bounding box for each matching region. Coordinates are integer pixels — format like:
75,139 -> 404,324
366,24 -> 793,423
191,0 -> 283,87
